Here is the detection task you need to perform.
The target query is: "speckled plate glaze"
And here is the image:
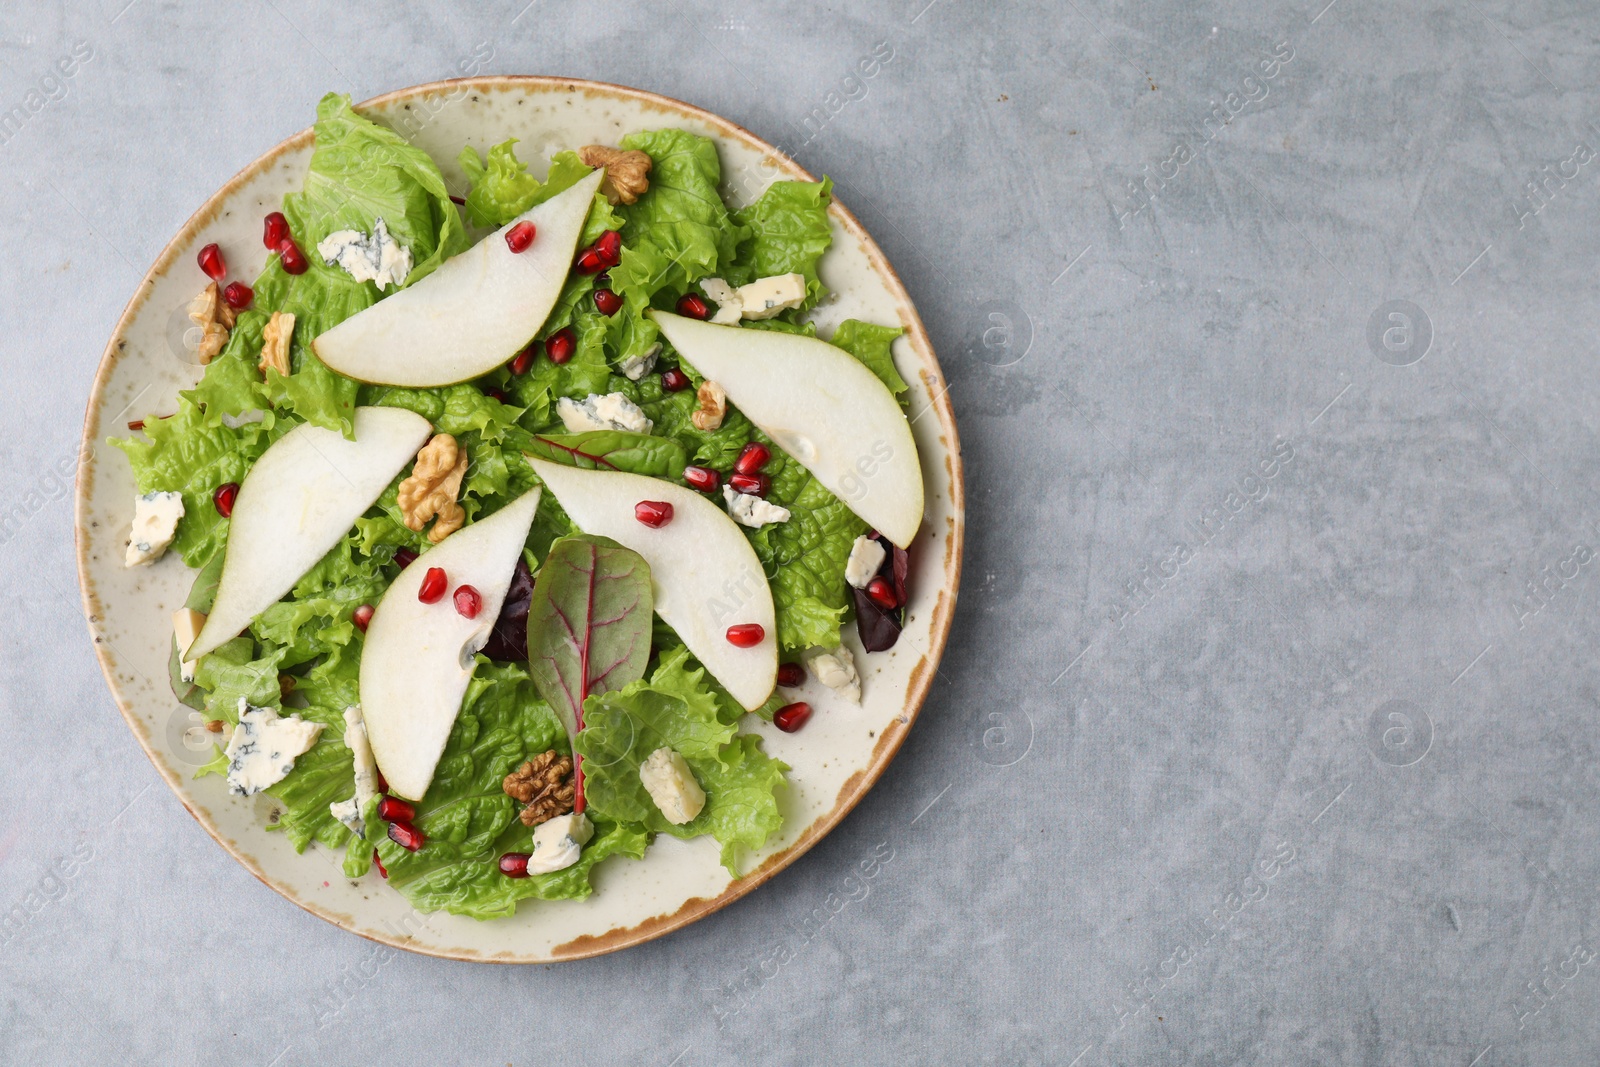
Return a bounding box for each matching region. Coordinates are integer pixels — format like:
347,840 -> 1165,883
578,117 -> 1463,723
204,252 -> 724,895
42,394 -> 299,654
75,77 -> 962,962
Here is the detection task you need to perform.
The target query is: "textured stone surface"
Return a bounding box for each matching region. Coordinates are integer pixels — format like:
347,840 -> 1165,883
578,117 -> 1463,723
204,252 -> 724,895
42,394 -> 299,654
3,1 -> 1599,1063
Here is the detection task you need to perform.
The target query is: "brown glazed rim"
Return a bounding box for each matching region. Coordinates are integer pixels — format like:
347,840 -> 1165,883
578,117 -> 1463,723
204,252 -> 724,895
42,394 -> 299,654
74,76 -> 965,963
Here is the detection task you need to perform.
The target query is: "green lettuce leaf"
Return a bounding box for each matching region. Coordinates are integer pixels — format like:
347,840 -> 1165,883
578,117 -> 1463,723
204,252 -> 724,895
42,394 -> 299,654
725,177 -> 833,310
605,130 -> 748,362
458,140 -> 542,227
110,400 -> 273,568
830,319 -> 908,404
577,647 -> 786,874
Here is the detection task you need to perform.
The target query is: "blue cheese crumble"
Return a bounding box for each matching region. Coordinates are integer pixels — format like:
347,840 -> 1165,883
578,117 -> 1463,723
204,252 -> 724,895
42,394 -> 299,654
224,699 -> 323,797
699,273 -> 807,323
556,392 -> 653,434
526,812 -> 593,875
329,704 -> 378,834
315,217 -> 413,291
124,491 -> 185,567
723,484 -> 790,529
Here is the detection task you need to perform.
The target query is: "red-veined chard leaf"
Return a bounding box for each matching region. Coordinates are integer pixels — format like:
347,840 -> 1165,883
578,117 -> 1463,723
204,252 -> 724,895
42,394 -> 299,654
524,431 -> 687,480
524,535 -> 653,809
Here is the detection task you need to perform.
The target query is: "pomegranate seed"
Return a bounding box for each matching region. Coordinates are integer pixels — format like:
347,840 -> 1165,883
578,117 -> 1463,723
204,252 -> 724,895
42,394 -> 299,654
378,796 -> 416,823
278,238 -> 308,275
126,419 -> 145,431
387,820 -> 425,852
594,229 -> 622,267
774,702 -> 812,733
676,293 -> 710,320
223,281 -> 253,310
449,194 -> 466,206
505,220 -> 537,253
213,482 -> 239,517
393,547 -> 417,570
545,327 -> 575,364
352,604 -> 374,632
726,623 -> 765,648
594,288 -> 622,316
262,212 -> 289,249
595,271 -> 611,287
482,386 -> 508,404
776,662 -> 805,687
510,345 -> 535,375
418,567 -> 447,604
376,770 -> 388,793
735,442 -> 771,475
454,584 -> 483,618
197,242 -> 225,280
682,466 -> 719,492
634,500 -> 673,528
866,576 -> 899,610
573,247 -> 606,274
729,472 -> 770,497
373,849 -> 388,878
661,368 -> 691,392
499,852 -> 531,878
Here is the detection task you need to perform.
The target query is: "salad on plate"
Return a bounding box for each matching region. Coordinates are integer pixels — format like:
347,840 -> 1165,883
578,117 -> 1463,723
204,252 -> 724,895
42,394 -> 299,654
113,93 -> 924,921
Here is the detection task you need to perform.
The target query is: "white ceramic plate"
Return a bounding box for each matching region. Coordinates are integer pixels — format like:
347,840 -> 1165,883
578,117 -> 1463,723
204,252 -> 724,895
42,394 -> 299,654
75,77 -> 963,962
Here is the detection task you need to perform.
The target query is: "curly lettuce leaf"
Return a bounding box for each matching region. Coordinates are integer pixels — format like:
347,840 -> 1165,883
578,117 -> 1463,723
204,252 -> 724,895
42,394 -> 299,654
458,142 -> 622,242
458,140 -> 542,227
606,130 -> 748,363
110,401 -> 273,567
577,647 -> 786,874
829,319 -> 908,404
725,177 -> 833,310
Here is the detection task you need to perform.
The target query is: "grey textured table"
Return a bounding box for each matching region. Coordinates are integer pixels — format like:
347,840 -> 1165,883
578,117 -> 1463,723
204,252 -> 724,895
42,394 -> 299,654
3,1 -> 1598,1063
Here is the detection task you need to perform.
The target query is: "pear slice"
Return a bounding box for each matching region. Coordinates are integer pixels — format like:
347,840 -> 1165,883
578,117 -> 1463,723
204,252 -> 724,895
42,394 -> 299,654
360,487 -> 542,800
187,407 -> 432,661
649,310 -> 925,547
311,170 -> 604,386
526,458 -> 776,710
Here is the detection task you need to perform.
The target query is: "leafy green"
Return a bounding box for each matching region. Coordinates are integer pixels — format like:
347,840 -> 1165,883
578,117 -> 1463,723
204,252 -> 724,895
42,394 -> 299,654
525,536 -> 654,740
577,647 -> 787,874
523,431 -> 687,480
831,319 -> 908,404
110,401 -> 273,567
457,142 -> 622,244
605,129 -> 748,363
725,178 -> 834,310
457,140 -> 543,227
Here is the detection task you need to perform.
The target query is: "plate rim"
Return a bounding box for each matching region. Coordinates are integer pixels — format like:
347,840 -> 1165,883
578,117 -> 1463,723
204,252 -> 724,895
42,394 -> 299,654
73,74 -> 965,962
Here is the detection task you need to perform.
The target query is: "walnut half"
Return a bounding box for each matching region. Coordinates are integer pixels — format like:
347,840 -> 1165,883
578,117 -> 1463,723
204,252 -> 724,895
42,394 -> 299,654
397,433 -> 468,543
187,282 -> 235,365
504,751 -> 575,827
260,311 -> 295,378
692,380 -> 727,432
578,144 -> 653,205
